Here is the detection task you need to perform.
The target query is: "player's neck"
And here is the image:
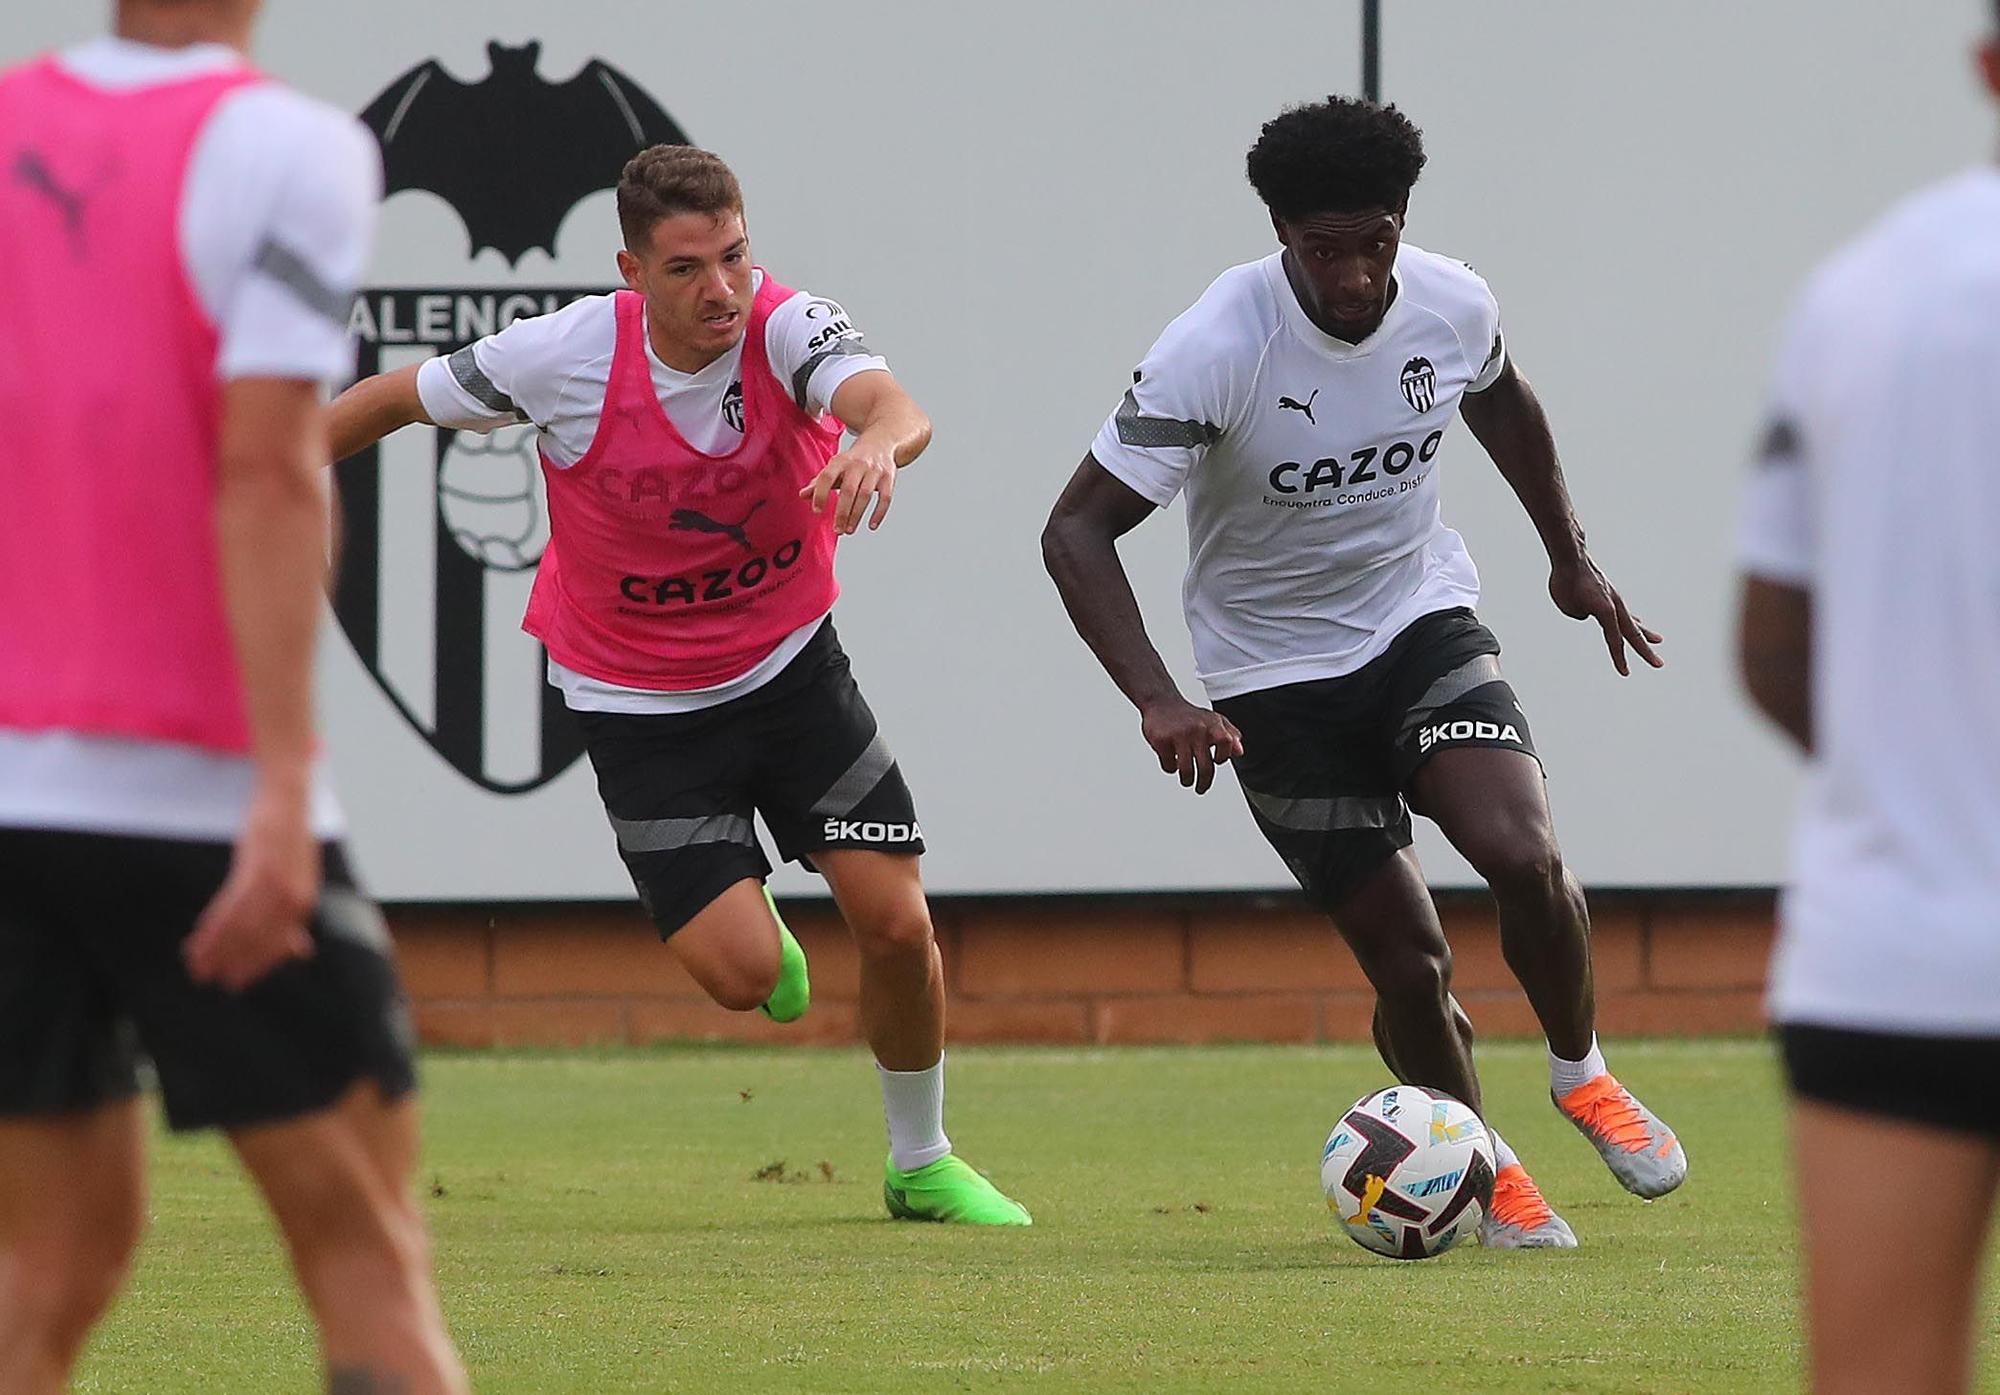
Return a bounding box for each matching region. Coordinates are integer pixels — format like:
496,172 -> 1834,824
115,4 -> 252,55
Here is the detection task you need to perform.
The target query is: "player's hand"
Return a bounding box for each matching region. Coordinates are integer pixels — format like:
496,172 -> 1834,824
800,442 -> 897,535
1140,695 -> 1244,795
184,786 -> 319,993
1549,554 -> 1664,677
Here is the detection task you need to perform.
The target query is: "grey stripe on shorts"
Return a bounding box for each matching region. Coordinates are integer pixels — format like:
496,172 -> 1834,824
1242,789 -> 1405,832
1398,654 -> 1506,737
609,812 -> 756,854
811,731 -> 895,817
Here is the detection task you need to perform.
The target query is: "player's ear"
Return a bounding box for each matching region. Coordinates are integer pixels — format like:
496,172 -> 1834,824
616,247 -> 644,294
1979,37 -> 2000,100
1269,211 -> 1291,247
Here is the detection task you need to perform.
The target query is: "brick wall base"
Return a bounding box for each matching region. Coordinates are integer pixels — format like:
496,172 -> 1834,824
391,890 -> 1775,1047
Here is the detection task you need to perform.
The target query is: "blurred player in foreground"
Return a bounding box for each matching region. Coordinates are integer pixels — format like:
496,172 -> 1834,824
0,1 -> 466,1392
1044,97 -> 1685,1248
1738,15 -> 2000,1392
329,146 -> 1028,1226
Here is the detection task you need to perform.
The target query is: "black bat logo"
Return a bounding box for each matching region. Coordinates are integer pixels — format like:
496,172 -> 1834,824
359,41 -> 690,266
669,501 -> 765,552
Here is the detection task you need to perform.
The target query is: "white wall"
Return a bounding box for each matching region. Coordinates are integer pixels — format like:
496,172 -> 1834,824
7,3 -> 1989,897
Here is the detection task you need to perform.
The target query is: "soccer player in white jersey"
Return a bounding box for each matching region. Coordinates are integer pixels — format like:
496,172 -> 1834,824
0,1 -> 467,1391
330,146 -> 1028,1225
1044,97 -> 1686,1248
1738,18 -> 2000,1390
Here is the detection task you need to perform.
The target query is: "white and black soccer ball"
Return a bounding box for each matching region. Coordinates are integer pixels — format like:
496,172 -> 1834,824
436,424 -> 549,572
1321,1084 -> 1495,1260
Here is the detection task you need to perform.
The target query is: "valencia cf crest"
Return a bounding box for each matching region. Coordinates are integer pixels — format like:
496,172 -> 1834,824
333,43 -> 689,793
1400,356 -> 1437,414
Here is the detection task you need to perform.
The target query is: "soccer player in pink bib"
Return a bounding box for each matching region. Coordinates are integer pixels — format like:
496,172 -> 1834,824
332,145 -> 1028,1225
0,1 -> 467,1391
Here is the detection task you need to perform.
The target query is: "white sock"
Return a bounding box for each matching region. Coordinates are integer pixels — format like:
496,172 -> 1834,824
1488,1128 -> 1521,1172
1548,1034 -> 1608,1096
878,1056 -> 952,1173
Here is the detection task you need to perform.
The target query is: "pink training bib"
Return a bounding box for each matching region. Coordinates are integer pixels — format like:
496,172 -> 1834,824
523,273 -> 844,689
0,58 -> 263,752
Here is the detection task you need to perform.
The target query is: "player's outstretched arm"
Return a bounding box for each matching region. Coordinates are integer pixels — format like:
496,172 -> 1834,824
1042,455 -> 1242,794
184,378 -> 327,992
327,362 -> 435,465
1460,359 -> 1664,676
801,371 -> 931,534
1736,576 -> 1812,752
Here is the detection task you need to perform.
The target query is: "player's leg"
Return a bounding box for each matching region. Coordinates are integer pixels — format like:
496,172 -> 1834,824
1792,1103 -> 1997,1395
1371,991 -> 1477,1094
1332,849 -> 1480,1112
1408,745 -> 1592,1056
0,832 -> 152,1394
755,621 -> 1025,1224
663,878 -> 808,1018
1394,615 -> 1684,1200
230,1084 -> 466,1395
100,840 -> 465,1394
574,707 -> 809,1022
0,1102 -> 147,1395
812,849 -> 1027,1225
1783,1024 -> 2000,1395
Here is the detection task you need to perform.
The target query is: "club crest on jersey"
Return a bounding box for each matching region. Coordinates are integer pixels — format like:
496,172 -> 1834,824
721,379 -> 745,432
334,42 -> 689,794
1400,356 -> 1437,414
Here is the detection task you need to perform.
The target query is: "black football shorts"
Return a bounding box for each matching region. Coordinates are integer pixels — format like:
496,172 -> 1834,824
0,831 -> 416,1131
1215,607 -> 1540,910
574,617 -> 924,937
1779,1022 -> 2000,1136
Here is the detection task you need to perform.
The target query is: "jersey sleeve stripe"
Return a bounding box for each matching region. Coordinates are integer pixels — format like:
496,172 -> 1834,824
1114,389 -> 1221,449
446,345 -> 524,418
250,237 -> 353,329
790,335 -> 872,412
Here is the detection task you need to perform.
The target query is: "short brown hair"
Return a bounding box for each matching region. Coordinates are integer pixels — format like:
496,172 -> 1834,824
616,145 -> 743,249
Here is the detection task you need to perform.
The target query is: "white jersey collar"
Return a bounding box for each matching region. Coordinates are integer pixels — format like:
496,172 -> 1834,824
57,35 -> 247,91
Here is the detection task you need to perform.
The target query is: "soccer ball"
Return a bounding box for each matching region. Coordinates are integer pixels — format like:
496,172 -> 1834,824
1321,1084 -> 1495,1260
436,424 -> 550,571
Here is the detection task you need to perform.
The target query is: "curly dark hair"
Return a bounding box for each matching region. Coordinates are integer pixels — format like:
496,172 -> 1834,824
1246,97 -> 1427,221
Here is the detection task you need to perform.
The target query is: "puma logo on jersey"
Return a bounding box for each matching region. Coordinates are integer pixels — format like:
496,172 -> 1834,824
1277,389 -> 1319,423
668,500 -> 765,552
12,150 -> 100,257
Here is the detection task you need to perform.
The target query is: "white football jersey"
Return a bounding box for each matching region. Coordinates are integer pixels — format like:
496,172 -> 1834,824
1740,167 -> 2000,1035
1092,243 -> 1506,701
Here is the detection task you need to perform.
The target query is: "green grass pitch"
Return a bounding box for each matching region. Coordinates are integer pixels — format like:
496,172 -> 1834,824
71,1040 -> 2000,1393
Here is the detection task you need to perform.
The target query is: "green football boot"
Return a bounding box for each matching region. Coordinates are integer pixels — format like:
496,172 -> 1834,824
757,887 -> 810,1024
883,1154 -> 1032,1226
